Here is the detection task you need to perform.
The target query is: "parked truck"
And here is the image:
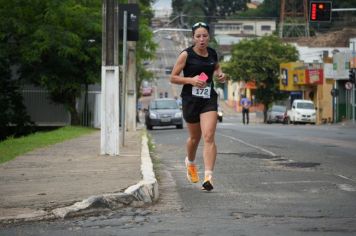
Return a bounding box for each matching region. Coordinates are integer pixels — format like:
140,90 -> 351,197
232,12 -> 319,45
286,99 -> 316,124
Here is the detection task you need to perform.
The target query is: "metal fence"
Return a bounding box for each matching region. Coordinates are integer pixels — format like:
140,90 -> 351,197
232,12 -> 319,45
77,90 -> 101,128
21,84 -> 101,128
21,86 -> 70,126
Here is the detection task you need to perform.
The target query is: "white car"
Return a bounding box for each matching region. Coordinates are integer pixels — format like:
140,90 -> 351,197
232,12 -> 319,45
286,99 -> 316,124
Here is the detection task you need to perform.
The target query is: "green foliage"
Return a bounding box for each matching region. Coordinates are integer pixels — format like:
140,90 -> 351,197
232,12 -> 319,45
0,126 -> 95,164
0,0 -> 157,125
0,0 -> 102,125
0,6 -> 33,139
0,77 -> 35,140
226,35 -> 298,121
135,0 -> 157,98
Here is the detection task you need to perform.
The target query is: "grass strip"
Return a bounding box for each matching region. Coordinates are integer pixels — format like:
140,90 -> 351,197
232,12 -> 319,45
145,130 -> 160,182
0,126 -> 96,164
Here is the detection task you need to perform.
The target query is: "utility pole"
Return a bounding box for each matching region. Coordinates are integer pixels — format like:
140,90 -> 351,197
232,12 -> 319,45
126,40 -> 137,131
120,2 -> 139,134
101,0 -> 120,155
121,10 -> 128,146
126,0 -> 137,132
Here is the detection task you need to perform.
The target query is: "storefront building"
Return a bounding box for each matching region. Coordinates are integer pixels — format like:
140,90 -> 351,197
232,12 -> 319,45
279,62 -> 332,124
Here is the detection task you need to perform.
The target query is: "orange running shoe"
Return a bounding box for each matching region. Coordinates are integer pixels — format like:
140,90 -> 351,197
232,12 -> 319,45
185,157 -> 199,183
201,176 -> 214,191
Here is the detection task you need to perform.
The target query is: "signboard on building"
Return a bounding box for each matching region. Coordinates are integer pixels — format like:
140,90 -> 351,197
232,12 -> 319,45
281,68 -> 288,85
351,57 -> 356,69
293,69 -> 307,85
323,63 -> 334,78
306,69 -> 324,84
350,38 -> 356,68
333,52 -> 351,79
279,62 -> 305,91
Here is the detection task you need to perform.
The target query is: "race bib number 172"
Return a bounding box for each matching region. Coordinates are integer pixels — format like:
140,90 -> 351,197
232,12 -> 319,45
192,86 -> 211,99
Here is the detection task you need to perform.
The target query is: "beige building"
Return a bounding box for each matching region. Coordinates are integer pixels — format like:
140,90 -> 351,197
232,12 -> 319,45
214,19 -> 276,37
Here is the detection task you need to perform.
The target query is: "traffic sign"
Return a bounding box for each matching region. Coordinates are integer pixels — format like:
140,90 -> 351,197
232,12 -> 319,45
345,82 -> 353,90
119,4 -> 139,41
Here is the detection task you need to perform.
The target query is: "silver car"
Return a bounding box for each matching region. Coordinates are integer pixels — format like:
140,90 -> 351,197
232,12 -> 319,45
266,105 -> 287,124
145,98 -> 183,130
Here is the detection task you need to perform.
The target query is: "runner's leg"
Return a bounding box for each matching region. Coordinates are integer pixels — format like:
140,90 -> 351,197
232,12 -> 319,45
200,111 -> 218,172
186,122 -> 201,162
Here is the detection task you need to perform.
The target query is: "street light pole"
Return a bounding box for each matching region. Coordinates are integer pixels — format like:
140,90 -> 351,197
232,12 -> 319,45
121,11 -> 128,146
124,0 -> 138,132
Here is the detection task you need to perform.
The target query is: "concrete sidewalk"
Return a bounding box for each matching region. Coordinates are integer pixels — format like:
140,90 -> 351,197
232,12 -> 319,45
0,128 -> 158,224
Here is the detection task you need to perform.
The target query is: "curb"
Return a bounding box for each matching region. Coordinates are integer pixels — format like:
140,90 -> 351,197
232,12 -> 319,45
1,132 -> 158,223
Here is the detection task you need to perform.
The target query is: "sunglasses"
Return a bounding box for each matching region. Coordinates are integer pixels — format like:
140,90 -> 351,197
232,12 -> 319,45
192,22 -> 209,32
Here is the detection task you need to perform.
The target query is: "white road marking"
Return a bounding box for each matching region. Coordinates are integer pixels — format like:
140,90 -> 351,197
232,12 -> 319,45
217,133 -> 277,157
260,180 -> 329,185
217,133 -> 356,193
336,174 -> 356,183
337,184 -> 356,192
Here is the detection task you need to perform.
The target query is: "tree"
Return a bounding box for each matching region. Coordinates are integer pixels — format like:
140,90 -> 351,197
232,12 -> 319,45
0,0 -> 102,125
0,76 -> 34,140
1,0 -> 157,126
225,35 -> 298,122
135,0 -> 157,98
0,10 -> 34,140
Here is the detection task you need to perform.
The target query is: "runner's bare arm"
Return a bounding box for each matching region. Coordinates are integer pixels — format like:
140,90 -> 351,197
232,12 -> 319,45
170,51 -> 205,88
214,63 -> 226,83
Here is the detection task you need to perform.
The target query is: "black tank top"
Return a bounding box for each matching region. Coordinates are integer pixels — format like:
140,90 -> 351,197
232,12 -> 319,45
180,46 -> 218,98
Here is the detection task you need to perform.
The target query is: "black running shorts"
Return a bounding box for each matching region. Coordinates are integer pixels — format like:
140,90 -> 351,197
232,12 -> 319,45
182,95 -> 218,123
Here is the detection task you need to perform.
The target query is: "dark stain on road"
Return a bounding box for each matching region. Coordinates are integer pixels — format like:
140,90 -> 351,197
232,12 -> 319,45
218,152 -> 276,159
278,162 -> 321,168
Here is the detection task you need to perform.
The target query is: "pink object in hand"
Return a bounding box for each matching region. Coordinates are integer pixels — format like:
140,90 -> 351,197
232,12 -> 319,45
199,72 -> 208,81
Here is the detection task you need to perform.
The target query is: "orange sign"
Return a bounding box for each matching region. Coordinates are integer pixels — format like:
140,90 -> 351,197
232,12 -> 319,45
351,57 -> 356,68
245,81 -> 256,89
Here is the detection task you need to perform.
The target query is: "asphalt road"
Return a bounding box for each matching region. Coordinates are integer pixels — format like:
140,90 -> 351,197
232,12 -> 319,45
1,118 -> 355,236
2,28 -> 355,236
149,31 -> 184,100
